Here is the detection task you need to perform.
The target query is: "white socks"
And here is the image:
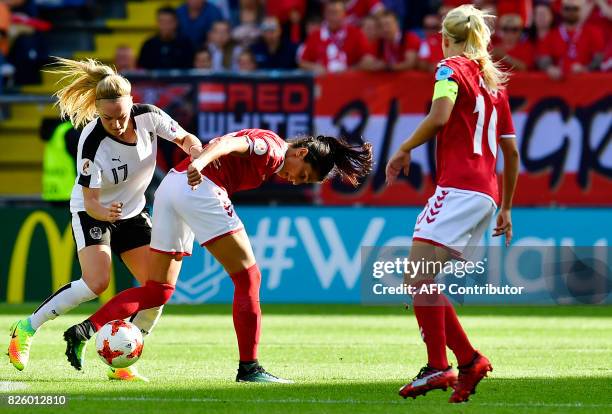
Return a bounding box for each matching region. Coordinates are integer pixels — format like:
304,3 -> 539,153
29,278 -> 97,330
130,306 -> 164,336
29,279 -> 164,336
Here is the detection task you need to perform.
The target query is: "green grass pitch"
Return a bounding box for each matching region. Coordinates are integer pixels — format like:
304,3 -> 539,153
0,304 -> 611,413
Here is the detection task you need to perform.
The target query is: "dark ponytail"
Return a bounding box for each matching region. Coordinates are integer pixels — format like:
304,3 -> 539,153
289,135 -> 373,187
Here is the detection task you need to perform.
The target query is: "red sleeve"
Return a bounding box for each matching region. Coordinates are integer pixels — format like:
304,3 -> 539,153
497,93 -> 516,138
300,32 -> 319,63
243,129 -> 287,175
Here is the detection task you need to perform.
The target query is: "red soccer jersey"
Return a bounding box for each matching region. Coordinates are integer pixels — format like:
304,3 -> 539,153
300,24 -> 373,71
173,129 -> 288,195
433,56 -> 516,203
492,36 -> 535,71
377,31 -> 421,65
419,33 -> 445,68
538,24 -> 605,72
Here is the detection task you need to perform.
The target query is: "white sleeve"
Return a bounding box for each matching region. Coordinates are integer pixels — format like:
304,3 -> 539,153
151,107 -> 188,141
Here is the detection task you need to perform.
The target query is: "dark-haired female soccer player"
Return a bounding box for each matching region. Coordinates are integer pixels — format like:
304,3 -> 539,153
63,128 -> 373,382
385,5 -> 519,403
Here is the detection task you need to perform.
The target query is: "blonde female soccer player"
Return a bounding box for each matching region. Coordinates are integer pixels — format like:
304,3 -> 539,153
8,58 -> 204,381
385,5 -> 519,402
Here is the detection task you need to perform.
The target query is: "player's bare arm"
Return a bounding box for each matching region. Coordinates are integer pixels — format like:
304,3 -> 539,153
493,138 -> 520,246
82,187 -> 122,222
187,134 -> 251,187
173,133 -> 205,159
386,97 -> 455,185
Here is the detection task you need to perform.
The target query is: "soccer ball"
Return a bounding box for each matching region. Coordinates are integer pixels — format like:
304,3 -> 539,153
95,320 -> 144,368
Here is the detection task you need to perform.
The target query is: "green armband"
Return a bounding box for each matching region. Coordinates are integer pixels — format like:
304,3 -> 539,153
432,79 -> 458,103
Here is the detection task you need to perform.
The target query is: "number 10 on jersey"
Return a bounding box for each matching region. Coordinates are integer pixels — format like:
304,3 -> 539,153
473,94 -> 498,158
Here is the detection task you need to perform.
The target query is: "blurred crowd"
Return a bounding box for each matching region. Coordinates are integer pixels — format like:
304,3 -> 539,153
1,0 -> 611,89
0,0 -> 52,88
120,0 -> 611,78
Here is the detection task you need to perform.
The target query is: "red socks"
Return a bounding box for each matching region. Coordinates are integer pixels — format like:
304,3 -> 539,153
412,279 -> 475,369
89,281 -> 175,330
442,295 -> 476,366
230,264 -> 262,362
412,280 -> 448,370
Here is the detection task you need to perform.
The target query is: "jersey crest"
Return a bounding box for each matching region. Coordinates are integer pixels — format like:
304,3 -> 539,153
435,65 -> 454,81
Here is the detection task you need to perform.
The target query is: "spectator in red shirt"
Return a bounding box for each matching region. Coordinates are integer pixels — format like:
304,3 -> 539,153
493,14 -> 535,71
417,13 -> 444,72
529,1 -> 556,44
346,0 -> 385,26
537,0 -> 605,78
361,15 -> 379,50
376,10 -> 420,70
298,0 -> 378,74
583,0 -> 612,70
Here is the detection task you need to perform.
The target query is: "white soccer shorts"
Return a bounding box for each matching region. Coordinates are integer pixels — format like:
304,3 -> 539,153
150,172 -> 244,256
412,186 -> 496,259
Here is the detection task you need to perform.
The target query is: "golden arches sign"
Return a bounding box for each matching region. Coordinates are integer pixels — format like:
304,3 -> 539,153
6,211 -> 116,304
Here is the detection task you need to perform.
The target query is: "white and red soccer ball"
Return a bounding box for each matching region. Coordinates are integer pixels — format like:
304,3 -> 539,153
95,320 -> 144,368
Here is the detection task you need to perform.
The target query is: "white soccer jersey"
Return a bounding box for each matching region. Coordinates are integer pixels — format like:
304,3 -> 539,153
70,104 -> 187,219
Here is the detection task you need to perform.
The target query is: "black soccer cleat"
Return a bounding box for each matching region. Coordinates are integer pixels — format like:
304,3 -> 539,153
63,324 -> 90,371
236,361 -> 293,383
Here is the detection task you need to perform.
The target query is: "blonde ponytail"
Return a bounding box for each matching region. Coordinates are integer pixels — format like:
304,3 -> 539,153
442,5 -> 508,90
47,57 -> 132,127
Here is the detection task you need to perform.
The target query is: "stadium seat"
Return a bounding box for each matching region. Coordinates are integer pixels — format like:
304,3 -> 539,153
1,0 -> 171,195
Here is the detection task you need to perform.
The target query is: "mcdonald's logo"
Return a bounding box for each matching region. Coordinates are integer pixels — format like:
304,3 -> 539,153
6,210 -> 115,304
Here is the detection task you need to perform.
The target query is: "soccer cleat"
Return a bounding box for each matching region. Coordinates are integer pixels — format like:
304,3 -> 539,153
399,365 -> 457,399
449,352 -> 493,403
63,325 -> 88,371
236,362 -> 293,383
108,365 -> 149,382
7,319 -> 36,371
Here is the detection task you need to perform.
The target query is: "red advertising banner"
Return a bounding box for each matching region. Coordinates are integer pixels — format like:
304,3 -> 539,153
315,72 -> 612,206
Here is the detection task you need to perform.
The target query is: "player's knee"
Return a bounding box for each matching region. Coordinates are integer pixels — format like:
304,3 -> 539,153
144,280 -> 175,306
85,275 -> 110,295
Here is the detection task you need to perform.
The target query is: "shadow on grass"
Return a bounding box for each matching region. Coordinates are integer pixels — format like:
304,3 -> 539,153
0,303 -> 611,317
1,377 -> 611,414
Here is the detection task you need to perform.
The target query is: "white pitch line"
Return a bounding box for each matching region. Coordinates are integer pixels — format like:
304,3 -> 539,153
0,382 -> 29,392
69,396 -> 612,408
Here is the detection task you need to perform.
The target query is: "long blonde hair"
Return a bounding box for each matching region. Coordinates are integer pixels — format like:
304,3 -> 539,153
48,57 -> 132,127
442,5 -> 508,90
